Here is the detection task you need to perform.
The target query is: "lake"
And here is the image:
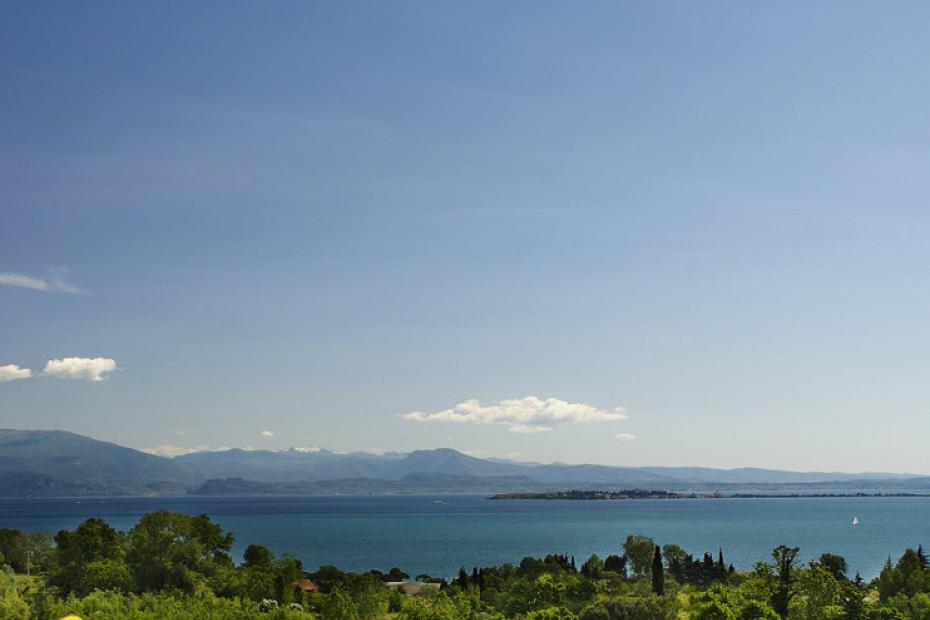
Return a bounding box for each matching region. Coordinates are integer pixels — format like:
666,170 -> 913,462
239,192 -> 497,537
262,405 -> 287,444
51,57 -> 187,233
1,495 -> 927,579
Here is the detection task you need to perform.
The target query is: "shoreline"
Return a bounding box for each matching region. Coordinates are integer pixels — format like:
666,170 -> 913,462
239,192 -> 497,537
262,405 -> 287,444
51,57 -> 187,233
4,491 -> 930,500
490,490 -> 930,500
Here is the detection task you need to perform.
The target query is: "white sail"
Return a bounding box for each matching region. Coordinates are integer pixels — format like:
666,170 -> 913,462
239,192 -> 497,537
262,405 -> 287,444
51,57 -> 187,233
852,517 -> 859,526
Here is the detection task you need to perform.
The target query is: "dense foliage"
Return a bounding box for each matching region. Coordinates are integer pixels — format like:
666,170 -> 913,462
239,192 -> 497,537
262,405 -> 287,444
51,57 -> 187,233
2,511 -> 929,619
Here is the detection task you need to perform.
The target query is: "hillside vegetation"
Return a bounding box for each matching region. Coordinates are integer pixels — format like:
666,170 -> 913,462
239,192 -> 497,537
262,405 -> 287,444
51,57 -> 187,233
2,511 -> 930,619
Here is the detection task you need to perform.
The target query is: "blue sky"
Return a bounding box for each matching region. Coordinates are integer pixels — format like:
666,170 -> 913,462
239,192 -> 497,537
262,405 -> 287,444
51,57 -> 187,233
3,2 -> 930,471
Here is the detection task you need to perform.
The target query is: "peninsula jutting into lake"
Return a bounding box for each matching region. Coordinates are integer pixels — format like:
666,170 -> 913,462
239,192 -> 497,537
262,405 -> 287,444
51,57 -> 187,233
490,490 -> 930,500
491,490 -> 687,500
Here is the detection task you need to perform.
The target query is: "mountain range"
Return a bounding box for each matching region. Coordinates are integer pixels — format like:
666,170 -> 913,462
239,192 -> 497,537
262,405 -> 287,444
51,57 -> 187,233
1,429 -> 928,497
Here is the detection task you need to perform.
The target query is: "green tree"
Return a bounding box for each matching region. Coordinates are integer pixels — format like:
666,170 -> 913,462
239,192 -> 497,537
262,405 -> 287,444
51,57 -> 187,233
918,545 -> 929,569
771,545 -> 800,619
343,572 -> 390,619
738,600 -> 780,620
243,544 -> 275,568
55,518 -> 122,566
816,554 -> 847,582
877,548 -> 928,601
0,530 -> 53,575
53,517 -> 126,595
399,591 -> 483,620
386,566 -> 410,582
532,572 -> 569,608
125,511 -> 234,593
789,565 -> 840,620
604,554 -> 628,577
0,566 -> 29,620
623,535 -> 656,580
272,554 -> 303,604
321,588 -> 360,620
579,603 -> 611,620
600,595 -> 676,620
581,554 -> 605,579
652,545 -> 665,595
77,559 -> 133,595
662,544 -> 689,580
838,581 -> 866,620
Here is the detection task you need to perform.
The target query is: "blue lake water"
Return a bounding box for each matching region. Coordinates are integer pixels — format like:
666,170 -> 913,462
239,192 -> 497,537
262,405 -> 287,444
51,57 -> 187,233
1,495 -> 927,579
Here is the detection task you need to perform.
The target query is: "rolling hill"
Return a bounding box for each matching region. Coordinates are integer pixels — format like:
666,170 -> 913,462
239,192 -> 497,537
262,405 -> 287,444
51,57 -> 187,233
0,429 -> 194,484
0,429 -> 925,497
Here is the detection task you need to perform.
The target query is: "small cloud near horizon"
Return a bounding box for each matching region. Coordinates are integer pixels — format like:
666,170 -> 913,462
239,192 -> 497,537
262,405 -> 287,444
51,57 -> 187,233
261,430 -> 274,438
510,424 -> 553,434
614,432 -> 636,441
404,396 -> 627,434
142,445 -> 214,458
0,271 -> 82,294
43,357 -> 117,382
0,364 -> 32,383
460,449 -> 487,458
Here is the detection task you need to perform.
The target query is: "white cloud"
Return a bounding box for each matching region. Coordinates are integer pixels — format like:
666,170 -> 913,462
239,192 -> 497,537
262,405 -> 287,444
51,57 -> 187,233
43,357 -> 117,382
0,364 -> 32,383
260,430 -> 274,438
510,424 -> 554,434
291,446 -> 321,453
142,445 -> 210,458
404,396 -> 627,433
614,432 -> 636,441
142,445 -> 231,458
0,272 -> 82,294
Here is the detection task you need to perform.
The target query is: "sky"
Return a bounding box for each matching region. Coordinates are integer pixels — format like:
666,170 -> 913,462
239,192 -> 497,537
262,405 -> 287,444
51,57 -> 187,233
3,2 -> 930,472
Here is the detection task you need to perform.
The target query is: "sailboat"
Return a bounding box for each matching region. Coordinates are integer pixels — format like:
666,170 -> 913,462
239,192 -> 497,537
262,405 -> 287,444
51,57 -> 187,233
852,517 -> 859,526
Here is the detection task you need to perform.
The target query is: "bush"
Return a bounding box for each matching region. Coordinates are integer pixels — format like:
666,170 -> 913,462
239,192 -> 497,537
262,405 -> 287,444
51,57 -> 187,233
48,589 -> 312,619
0,567 -> 30,620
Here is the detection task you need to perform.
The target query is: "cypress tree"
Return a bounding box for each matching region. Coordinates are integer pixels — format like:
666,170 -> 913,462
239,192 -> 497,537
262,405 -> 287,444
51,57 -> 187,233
703,553 -> 714,570
651,545 -> 664,595
717,549 -> 724,569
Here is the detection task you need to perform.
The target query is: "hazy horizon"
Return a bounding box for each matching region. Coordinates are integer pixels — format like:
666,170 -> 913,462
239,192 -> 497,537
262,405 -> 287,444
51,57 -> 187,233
1,427 -> 925,478
5,3 -> 930,472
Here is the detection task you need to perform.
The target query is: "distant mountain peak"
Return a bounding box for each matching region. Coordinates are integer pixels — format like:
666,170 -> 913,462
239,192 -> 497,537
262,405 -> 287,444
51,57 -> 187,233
0,429 -> 925,498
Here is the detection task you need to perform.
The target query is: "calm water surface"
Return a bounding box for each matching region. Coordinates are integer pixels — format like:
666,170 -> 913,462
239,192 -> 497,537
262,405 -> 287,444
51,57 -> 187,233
1,495 -> 927,579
